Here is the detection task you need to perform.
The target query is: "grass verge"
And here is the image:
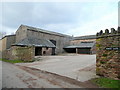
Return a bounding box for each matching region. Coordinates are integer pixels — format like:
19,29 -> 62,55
0,58 -> 29,63
91,77 -> 120,88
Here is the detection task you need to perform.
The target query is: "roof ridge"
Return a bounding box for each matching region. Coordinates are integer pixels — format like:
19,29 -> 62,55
21,24 -> 72,37
75,35 -> 96,38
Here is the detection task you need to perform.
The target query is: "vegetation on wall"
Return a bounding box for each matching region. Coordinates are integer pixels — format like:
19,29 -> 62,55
15,46 -> 34,62
96,28 -> 120,80
0,58 -> 27,63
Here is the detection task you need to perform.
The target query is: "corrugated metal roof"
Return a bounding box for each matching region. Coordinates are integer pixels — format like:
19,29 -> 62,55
64,41 -> 95,48
13,37 -> 56,48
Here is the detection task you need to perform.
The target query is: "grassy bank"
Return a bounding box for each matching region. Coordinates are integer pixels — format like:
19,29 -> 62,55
91,77 -> 120,88
0,58 -> 28,63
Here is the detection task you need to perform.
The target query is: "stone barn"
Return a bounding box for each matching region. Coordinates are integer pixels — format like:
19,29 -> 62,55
64,35 -> 96,54
0,35 -> 16,52
0,24 -> 97,61
64,41 -> 96,54
13,37 -> 56,56
15,25 -> 72,54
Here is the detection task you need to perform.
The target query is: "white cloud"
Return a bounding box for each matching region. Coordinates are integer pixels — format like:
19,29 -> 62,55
41,23 -> 74,35
1,2 -> 118,36
1,25 -> 16,35
67,10 -> 118,36
1,0 -> 119,2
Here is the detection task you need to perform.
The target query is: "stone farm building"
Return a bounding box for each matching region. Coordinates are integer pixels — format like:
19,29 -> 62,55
64,35 -> 96,54
0,25 -> 96,61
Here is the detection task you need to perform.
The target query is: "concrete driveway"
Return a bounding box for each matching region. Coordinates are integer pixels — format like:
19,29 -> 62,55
3,61 -> 94,88
17,54 -> 98,82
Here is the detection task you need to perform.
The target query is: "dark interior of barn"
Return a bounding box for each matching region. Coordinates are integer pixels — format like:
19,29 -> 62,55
77,48 -> 91,54
35,47 -> 42,56
64,48 -> 76,53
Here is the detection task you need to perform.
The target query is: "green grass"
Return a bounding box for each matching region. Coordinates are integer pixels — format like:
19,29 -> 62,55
91,77 -> 120,88
0,58 -> 27,63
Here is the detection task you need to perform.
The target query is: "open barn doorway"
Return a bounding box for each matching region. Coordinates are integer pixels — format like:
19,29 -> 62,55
64,48 -> 76,53
77,48 -> 91,54
35,47 -> 42,56
50,40 -> 56,55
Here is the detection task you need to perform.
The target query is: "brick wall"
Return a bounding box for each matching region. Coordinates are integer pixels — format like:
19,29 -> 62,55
96,27 -> 120,79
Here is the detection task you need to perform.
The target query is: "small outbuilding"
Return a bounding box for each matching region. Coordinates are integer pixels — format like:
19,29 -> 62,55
64,41 -> 96,54
13,37 -> 56,56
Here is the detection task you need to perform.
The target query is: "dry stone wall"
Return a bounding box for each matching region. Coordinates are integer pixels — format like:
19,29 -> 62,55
2,46 -> 35,61
96,27 -> 120,79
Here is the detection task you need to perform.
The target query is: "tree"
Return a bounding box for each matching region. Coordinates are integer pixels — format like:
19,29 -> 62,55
0,32 -> 6,39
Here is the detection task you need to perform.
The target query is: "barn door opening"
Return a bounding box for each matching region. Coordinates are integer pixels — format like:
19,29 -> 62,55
77,48 -> 91,54
50,40 -> 56,55
35,47 -> 42,56
52,48 -> 55,55
50,40 -> 56,46
64,48 -> 76,53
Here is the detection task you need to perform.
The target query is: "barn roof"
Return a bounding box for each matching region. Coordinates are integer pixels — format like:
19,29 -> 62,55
64,41 -> 95,48
1,34 -> 16,40
13,37 -> 56,48
77,41 -> 95,48
21,24 -> 72,37
74,35 -> 96,40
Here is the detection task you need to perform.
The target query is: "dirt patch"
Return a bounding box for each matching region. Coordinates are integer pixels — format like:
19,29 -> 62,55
82,80 -> 99,88
18,65 -> 99,88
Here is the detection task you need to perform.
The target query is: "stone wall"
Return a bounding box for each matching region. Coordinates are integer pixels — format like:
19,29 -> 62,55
0,39 -> 1,58
2,46 -> 35,61
96,28 -> 120,79
16,25 -> 28,43
0,39 -> 2,52
6,35 -> 16,49
42,47 -> 52,55
70,39 -> 96,45
0,35 -> 16,52
1,37 -> 7,52
91,44 -> 96,54
27,30 -> 71,54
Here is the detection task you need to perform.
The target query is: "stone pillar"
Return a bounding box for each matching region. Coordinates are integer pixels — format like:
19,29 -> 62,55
76,48 -> 78,54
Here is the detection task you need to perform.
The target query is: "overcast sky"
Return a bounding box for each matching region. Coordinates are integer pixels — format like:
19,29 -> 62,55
0,0 -> 119,36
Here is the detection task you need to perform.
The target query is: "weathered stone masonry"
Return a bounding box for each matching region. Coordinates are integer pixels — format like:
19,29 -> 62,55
2,46 -> 35,62
0,24 -> 96,61
96,27 -> 120,79
16,25 -> 71,54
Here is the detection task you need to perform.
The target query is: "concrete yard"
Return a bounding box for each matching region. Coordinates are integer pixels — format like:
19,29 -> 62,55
3,61 -> 86,88
1,54 -> 99,88
16,54 -> 98,82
